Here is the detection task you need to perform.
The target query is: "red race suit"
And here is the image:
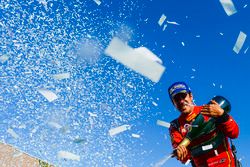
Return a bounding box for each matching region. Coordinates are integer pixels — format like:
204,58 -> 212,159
169,106 -> 239,167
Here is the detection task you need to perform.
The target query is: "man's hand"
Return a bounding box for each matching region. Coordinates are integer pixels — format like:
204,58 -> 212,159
176,145 -> 188,161
201,100 -> 224,118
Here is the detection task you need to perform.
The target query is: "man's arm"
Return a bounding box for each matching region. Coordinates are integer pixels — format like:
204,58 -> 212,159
169,124 -> 191,163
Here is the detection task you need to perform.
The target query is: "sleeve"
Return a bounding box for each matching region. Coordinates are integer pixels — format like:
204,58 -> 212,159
169,124 -> 192,163
216,113 -> 239,139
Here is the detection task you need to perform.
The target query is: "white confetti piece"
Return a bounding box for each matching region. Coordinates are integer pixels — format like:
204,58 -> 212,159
93,0 -> 101,5
162,24 -> 167,31
233,31 -> 247,54
220,84 -> 223,89
166,20 -> 180,25
7,128 -> 19,139
109,125 -> 131,136
156,120 -> 170,128
219,32 -> 224,36
37,88 -> 58,102
152,101 -> 158,107
88,112 -> 98,117
158,14 -> 166,26
0,54 -> 9,63
190,76 -> 195,79
244,46 -> 249,54
57,151 -> 80,161
202,144 -> 213,151
52,73 -> 70,80
196,35 -> 200,38
131,133 -> 140,138
181,42 -> 185,46
243,4 -> 248,8
192,68 -> 196,72
212,83 -> 216,87
48,121 -> 62,129
219,0 -> 237,16
104,37 -> 165,83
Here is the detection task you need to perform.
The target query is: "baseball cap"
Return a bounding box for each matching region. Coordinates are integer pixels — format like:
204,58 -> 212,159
168,82 -> 191,99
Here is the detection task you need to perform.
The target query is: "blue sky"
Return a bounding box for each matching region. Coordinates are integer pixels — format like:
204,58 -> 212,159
0,0 -> 249,166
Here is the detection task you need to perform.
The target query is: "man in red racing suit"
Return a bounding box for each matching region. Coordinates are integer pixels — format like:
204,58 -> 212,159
168,82 -> 239,167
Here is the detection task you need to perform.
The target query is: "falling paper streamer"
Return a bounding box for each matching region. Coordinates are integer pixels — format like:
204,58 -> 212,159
233,31 -> 247,54
158,14 -> 166,26
219,0 -> 237,16
93,0 -> 101,5
52,73 -> 70,80
37,88 -> 58,102
0,54 -> 9,63
7,128 -> 19,139
131,133 -> 140,138
156,120 -> 171,128
109,125 -> 131,136
202,144 -> 213,151
104,37 -> 165,83
57,151 -> 80,161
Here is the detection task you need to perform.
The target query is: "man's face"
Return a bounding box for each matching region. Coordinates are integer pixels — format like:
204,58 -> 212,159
172,93 -> 193,114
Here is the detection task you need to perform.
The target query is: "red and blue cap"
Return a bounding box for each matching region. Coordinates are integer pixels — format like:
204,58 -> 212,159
168,82 -> 191,99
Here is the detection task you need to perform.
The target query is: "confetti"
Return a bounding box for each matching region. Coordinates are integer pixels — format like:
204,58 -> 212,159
108,125 -> 131,136
244,46 -> 249,54
162,24 -> 167,31
233,31 -> 247,54
158,14 -> 166,26
0,54 -> 9,63
156,120 -> 170,128
57,151 -> 80,161
93,0 -> 101,5
88,112 -> 98,117
48,121 -> 62,129
152,101 -> 158,107
7,128 -> 19,139
181,42 -> 185,46
131,134 -> 140,138
166,20 -> 180,25
37,88 -> 58,102
104,37 -> 165,83
52,73 -> 70,80
219,0 -> 237,16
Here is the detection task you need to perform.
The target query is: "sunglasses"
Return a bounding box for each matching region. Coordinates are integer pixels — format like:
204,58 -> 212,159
173,93 -> 188,102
